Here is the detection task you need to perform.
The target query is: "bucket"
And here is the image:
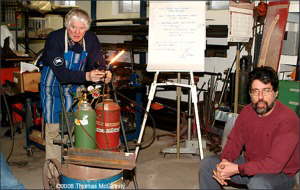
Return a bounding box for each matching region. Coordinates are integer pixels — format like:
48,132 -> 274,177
60,164 -> 124,189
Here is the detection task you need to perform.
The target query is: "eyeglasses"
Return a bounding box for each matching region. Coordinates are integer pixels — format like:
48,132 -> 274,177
249,88 -> 273,97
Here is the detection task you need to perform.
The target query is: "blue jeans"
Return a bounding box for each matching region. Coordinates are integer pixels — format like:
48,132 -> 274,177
0,153 -> 25,189
199,155 -> 295,189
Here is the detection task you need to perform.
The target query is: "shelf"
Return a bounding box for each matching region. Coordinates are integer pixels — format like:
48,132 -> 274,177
93,18 -> 148,24
15,6 -> 71,54
17,7 -> 73,17
17,37 -> 47,42
91,25 -> 148,36
3,57 -> 34,62
101,41 -> 147,52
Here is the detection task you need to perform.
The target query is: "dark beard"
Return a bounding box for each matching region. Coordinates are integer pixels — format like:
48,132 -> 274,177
252,100 -> 275,115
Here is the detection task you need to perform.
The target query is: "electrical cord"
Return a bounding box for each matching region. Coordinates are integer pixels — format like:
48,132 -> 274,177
133,173 -> 138,189
114,89 -> 157,150
102,62 -> 156,150
1,90 -> 15,163
59,85 -> 74,148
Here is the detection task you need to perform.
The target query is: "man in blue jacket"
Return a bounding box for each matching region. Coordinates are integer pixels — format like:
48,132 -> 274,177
39,8 -> 111,162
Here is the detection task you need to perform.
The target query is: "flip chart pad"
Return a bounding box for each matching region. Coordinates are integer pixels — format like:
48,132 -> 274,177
147,1 -> 206,72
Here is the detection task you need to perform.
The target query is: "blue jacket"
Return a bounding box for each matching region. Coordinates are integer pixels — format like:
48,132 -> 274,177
40,28 -> 106,85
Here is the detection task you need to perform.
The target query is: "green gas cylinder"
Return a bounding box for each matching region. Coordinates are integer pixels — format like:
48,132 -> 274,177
74,93 -> 96,149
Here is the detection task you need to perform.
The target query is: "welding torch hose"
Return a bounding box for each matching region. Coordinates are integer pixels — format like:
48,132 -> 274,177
1,91 -> 15,163
99,65 -> 157,150
114,89 -> 157,150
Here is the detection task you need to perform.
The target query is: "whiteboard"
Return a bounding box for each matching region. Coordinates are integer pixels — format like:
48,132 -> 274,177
147,1 -> 206,72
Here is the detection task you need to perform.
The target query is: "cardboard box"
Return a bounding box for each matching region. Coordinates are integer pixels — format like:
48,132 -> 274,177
13,72 -> 41,93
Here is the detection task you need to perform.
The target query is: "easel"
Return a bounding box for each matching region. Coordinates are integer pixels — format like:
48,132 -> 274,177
134,71 -> 204,160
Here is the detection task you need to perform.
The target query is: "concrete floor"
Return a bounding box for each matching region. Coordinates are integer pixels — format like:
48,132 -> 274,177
1,126 -> 300,189
0,125 -> 211,189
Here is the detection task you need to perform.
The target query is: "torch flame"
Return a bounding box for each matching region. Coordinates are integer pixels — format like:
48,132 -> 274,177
109,50 -> 125,65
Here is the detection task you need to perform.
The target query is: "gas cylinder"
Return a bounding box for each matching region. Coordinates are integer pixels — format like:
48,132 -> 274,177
95,98 -> 120,151
74,93 -> 96,149
238,56 -> 251,105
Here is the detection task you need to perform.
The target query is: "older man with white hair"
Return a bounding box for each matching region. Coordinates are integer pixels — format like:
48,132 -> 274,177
39,8 -> 111,162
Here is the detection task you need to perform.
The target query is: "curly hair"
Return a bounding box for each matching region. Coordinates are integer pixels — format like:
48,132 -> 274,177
248,66 -> 279,92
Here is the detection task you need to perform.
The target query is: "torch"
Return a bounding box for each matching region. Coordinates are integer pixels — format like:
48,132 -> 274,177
101,50 -> 126,95
107,49 -> 125,69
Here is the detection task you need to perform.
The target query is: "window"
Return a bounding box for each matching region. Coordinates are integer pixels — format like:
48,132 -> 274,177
119,1 -> 140,13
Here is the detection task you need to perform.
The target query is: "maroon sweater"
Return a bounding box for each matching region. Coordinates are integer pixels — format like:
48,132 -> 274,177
220,100 -> 300,176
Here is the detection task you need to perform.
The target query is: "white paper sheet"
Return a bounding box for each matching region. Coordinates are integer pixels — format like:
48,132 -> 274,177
20,62 -> 39,73
228,7 -> 253,42
147,1 -> 206,72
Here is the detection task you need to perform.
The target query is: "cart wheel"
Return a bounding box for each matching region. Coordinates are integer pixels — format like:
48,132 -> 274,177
43,159 -> 62,190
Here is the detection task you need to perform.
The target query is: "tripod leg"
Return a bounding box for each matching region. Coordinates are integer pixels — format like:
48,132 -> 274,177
190,72 -> 204,159
134,72 -> 159,158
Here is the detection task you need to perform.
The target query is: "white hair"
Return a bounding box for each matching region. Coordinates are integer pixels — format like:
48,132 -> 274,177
64,8 -> 91,30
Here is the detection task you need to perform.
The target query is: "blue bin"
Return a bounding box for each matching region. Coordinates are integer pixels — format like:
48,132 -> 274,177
59,164 -> 124,189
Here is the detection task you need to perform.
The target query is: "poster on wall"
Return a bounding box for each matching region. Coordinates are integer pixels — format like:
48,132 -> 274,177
147,1 -> 206,72
228,6 -> 254,42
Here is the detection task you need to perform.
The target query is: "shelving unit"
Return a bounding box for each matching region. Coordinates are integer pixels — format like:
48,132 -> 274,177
15,6 -> 72,55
